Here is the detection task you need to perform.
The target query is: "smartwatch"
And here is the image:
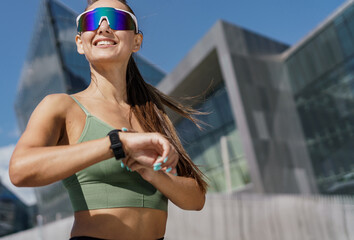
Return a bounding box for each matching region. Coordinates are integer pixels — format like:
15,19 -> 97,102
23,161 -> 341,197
107,129 -> 126,160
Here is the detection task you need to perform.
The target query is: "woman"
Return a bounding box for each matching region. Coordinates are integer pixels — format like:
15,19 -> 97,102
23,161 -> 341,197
9,0 -> 207,239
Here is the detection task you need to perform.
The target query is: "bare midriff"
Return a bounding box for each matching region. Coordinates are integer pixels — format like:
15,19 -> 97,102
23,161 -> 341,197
71,207 -> 167,240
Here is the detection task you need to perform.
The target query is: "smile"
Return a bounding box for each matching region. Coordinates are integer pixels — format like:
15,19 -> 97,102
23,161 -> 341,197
93,39 -> 117,46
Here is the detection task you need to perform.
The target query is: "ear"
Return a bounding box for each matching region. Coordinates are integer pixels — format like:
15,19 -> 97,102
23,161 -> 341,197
75,34 -> 85,55
132,33 -> 143,53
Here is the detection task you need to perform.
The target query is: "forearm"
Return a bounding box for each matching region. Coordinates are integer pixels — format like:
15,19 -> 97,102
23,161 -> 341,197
9,137 -> 113,187
149,171 -> 205,211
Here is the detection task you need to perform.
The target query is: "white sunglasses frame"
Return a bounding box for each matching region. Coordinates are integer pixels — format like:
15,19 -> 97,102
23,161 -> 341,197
76,7 -> 139,34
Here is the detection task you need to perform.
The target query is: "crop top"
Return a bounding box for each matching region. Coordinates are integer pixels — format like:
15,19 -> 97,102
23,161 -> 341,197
62,95 -> 168,212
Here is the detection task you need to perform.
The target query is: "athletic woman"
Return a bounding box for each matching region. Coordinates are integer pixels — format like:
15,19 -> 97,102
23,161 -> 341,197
9,0 -> 207,239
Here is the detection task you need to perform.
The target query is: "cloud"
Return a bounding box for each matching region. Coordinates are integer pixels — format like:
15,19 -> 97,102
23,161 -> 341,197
0,145 -> 37,206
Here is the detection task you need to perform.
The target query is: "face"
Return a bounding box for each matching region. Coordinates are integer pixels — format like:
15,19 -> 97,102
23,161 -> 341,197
75,0 -> 142,66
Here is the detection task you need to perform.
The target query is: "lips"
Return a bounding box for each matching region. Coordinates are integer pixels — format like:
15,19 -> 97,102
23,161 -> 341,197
93,38 -> 117,46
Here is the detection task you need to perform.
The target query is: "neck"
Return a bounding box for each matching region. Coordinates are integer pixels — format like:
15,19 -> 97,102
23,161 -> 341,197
86,61 -> 129,105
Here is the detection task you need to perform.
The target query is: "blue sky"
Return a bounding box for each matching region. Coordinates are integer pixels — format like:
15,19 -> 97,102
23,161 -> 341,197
0,0 -> 346,204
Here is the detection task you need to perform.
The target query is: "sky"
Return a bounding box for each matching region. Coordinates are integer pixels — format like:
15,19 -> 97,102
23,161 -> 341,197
0,0 -> 346,205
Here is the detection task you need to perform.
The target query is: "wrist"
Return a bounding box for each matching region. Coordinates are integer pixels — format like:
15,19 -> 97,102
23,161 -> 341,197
147,169 -> 165,184
117,132 -> 129,155
107,129 -> 126,160
104,136 -> 114,159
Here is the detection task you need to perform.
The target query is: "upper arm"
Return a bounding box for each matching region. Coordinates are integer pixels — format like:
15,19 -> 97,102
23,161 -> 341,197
14,94 -> 69,152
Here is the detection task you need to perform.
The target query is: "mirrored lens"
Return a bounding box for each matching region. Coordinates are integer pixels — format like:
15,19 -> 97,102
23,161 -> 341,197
108,9 -> 136,31
77,7 -> 136,33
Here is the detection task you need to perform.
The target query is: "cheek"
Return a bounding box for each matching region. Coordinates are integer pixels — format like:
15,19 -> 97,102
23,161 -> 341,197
115,32 -> 136,47
80,33 -> 95,49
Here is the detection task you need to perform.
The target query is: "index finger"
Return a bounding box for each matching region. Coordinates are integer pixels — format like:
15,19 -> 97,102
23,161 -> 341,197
151,134 -> 171,164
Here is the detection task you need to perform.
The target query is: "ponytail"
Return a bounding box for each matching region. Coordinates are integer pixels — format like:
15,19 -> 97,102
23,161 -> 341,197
126,55 -> 208,193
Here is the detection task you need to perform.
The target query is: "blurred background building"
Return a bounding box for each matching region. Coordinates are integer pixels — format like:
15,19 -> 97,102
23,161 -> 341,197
166,0 -> 354,195
0,180 -> 35,237
6,0 -> 354,238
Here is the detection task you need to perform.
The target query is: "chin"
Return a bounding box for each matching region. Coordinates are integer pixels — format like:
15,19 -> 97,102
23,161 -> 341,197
90,57 -> 127,66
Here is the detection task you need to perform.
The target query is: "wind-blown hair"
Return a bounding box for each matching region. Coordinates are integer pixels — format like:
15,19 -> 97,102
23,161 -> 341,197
85,0 -> 208,193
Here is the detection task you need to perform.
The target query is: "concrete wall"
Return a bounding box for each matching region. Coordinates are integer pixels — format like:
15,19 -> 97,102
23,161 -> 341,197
166,194 -> 354,240
2,194 -> 353,240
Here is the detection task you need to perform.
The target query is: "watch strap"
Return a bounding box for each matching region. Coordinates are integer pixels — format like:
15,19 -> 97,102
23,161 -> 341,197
107,129 -> 126,160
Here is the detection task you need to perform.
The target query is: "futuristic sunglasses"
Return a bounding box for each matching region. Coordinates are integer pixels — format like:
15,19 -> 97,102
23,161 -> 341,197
76,7 -> 138,34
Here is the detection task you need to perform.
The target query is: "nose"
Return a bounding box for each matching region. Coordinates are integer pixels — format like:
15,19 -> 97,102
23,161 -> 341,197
97,18 -> 112,33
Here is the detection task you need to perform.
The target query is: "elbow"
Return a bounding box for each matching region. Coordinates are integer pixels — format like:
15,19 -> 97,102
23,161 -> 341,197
194,194 -> 206,211
9,165 -> 26,187
10,170 -> 37,187
9,159 -> 32,187
181,193 -> 206,211
9,171 -> 24,187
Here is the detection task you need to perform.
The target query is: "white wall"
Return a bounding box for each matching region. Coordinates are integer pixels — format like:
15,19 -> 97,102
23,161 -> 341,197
2,194 -> 354,240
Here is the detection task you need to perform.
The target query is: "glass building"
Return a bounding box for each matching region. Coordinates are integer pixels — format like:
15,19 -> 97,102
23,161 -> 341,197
285,2 -> 354,194
0,181 -> 34,236
159,1 -> 354,195
158,20 -> 313,195
15,0 -> 165,224
175,82 -> 250,192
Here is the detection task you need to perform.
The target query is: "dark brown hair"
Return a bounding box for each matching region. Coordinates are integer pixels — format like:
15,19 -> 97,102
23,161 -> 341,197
86,0 -> 208,193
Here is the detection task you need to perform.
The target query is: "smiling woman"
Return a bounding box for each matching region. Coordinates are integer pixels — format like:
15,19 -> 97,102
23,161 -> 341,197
9,0 -> 207,239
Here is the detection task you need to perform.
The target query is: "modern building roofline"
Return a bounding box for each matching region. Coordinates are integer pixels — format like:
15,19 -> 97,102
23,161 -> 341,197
281,0 -> 354,59
45,0 -> 78,16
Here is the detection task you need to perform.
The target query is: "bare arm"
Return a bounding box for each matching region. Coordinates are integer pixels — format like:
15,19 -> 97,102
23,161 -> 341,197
130,164 -> 206,211
9,94 -> 178,187
152,172 -> 205,211
9,94 -> 114,187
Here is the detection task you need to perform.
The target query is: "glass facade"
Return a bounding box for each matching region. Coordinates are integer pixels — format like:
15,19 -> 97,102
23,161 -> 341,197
15,0 -> 88,132
0,182 -> 34,236
15,0 -> 166,224
175,82 -> 250,192
286,4 -> 354,194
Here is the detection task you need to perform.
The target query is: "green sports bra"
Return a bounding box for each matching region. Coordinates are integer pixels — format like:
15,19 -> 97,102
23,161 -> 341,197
62,95 -> 168,212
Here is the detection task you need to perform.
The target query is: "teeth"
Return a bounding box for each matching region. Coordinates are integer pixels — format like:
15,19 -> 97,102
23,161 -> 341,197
96,40 -> 115,46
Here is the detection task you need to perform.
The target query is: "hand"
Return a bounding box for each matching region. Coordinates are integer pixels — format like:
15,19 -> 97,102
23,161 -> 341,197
119,132 -> 179,172
130,162 -> 156,182
128,162 -> 176,182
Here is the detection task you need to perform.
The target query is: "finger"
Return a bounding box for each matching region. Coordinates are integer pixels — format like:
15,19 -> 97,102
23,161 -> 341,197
152,134 -> 171,163
163,167 -> 177,175
171,155 -> 179,168
126,159 -> 136,169
121,156 -> 130,168
125,154 -> 136,166
129,162 -> 140,171
121,162 -> 132,172
130,162 -> 149,172
122,154 -> 131,165
124,128 -> 138,133
164,166 -> 173,173
153,159 -> 163,171
161,147 -> 179,168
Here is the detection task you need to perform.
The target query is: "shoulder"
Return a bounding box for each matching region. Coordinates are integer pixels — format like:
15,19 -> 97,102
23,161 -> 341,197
41,93 -> 73,104
34,93 -> 75,120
